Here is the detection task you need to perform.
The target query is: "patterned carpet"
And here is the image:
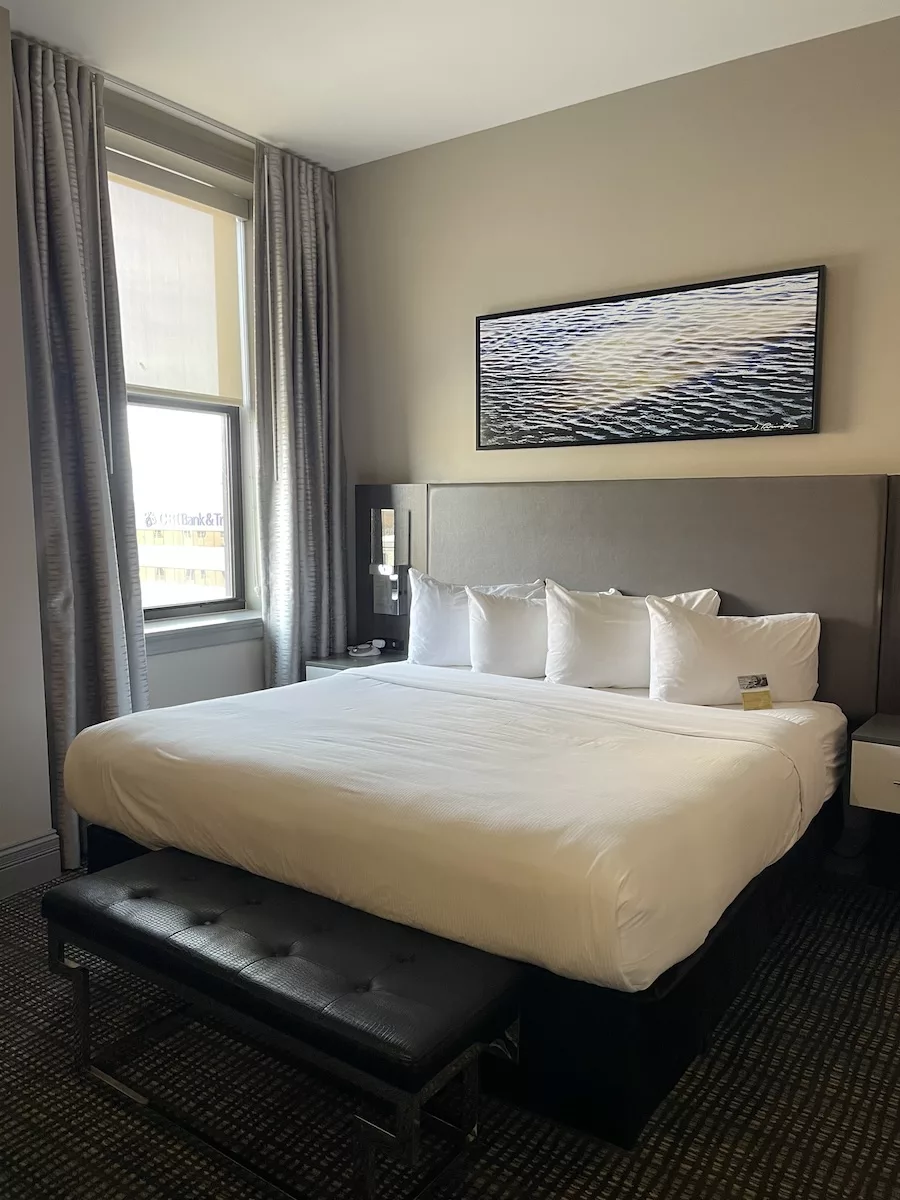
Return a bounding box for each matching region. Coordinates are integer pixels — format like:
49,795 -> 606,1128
1,873 -> 900,1200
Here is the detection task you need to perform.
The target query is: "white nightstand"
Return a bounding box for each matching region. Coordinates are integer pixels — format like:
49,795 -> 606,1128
850,714 -> 900,814
304,651 -> 407,680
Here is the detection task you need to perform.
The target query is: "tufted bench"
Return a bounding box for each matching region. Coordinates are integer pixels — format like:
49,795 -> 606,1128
42,849 -> 524,1199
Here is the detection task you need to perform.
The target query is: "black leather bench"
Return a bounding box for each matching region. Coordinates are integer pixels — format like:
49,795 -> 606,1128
42,849 -> 524,1199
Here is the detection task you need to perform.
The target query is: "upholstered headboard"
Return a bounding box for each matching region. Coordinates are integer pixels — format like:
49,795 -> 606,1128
356,475 -> 888,721
424,476 -> 887,721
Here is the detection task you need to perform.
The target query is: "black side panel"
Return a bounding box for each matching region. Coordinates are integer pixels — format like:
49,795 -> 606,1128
86,824 -> 149,873
878,476 -> 900,714
354,483 -> 427,646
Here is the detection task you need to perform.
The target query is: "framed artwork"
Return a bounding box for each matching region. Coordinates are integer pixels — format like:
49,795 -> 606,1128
476,266 -> 824,450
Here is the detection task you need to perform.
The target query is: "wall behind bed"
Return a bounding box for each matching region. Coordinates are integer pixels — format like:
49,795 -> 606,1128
337,18 -> 900,487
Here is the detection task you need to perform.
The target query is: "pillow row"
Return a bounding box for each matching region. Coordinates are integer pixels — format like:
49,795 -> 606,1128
408,570 -> 820,704
470,583 -> 708,680
408,569 -> 620,673
408,570 -> 717,686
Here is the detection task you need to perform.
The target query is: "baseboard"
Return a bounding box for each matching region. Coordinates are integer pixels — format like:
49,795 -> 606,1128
0,833 -> 61,899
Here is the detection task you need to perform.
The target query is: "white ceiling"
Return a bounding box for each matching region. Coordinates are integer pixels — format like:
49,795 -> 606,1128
8,0 -> 900,169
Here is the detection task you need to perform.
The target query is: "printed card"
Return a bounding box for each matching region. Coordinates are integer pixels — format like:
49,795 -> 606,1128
738,674 -> 773,710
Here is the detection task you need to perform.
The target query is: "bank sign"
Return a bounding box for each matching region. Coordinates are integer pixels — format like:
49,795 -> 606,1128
142,511 -> 224,529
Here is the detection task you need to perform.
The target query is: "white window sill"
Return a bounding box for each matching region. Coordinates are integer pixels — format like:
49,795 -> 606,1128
144,610 -> 264,656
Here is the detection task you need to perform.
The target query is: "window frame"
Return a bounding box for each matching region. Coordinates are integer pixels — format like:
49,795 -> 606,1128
128,391 -> 246,621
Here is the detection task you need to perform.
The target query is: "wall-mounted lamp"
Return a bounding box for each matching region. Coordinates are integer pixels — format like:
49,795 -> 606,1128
369,507 -> 410,615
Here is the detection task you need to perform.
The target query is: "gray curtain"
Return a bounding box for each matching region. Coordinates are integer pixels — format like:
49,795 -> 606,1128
254,146 -> 347,686
12,38 -> 149,868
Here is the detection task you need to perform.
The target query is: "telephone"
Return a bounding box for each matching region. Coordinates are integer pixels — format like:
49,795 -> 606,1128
348,639 -> 387,658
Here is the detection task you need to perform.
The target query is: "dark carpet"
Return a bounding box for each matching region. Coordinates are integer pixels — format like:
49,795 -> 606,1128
2,874 -> 900,1200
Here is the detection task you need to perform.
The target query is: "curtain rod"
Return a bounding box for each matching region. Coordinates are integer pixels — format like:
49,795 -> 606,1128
12,29 -> 256,149
103,71 -> 259,151
104,73 -> 330,172
13,29 -> 329,172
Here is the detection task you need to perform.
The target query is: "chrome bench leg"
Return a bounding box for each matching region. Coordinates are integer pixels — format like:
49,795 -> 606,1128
460,1056 -> 479,1142
353,1053 -> 480,1199
354,1094 -> 421,1199
48,931 -> 91,1072
354,1121 -> 379,1199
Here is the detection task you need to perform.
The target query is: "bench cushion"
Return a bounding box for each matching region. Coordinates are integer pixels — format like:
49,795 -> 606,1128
42,850 -> 524,1089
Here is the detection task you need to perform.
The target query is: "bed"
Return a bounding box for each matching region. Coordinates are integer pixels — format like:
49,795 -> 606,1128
79,473 -> 890,1144
66,664 -> 846,993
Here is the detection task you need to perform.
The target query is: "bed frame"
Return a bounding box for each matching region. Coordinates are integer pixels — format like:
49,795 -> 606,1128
91,474 -> 890,1148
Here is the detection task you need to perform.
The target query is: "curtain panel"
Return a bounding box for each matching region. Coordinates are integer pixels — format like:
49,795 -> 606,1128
254,146 -> 347,686
12,38 -> 148,867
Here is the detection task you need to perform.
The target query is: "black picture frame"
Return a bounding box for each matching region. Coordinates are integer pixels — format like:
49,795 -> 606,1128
476,265 -> 825,451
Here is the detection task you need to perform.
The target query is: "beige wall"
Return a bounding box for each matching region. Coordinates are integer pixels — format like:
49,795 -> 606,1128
337,18 -> 900,486
0,9 -> 55,857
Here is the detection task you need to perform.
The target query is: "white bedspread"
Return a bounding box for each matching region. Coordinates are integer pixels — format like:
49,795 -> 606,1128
64,663 -> 845,991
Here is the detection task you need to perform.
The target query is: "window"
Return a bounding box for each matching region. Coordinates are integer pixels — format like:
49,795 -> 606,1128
108,170 -> 249,618
128,401 -> 241,610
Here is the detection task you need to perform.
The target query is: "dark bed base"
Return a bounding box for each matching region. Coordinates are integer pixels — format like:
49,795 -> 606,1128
85,797 -> 839,1149
488,794 -> 840,1146
86,825 -> 152,873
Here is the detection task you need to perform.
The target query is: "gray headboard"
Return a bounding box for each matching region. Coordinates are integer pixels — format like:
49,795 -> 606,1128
425,475 -> 887,721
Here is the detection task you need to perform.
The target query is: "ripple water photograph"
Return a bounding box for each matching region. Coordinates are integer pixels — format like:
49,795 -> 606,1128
477,266 -> 824,450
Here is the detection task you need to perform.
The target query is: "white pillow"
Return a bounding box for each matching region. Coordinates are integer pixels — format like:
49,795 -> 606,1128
647,598 -> 820,705
545,580 -> 720,689
466,589 -> 548,678
407,569 -> 544,667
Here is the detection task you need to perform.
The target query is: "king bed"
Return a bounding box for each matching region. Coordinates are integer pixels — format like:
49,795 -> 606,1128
67,666 -> 846,992
71,474 -> 891,1144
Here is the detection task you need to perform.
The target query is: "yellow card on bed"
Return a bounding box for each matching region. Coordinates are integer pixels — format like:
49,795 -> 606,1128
738,674 -> 773,710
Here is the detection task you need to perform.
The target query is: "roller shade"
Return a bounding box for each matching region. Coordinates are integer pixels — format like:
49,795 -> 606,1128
108,171 -> 247,404
106,148 -> 249,219
104,89 -> 253,216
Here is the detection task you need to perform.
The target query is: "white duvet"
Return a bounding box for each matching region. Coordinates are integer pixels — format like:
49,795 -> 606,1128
64,663 -> 845,992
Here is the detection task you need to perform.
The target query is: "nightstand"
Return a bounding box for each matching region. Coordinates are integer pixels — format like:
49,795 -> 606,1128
850,714 -> 900,814
304,650 -> 407,680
